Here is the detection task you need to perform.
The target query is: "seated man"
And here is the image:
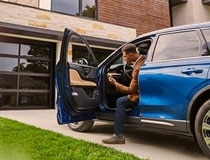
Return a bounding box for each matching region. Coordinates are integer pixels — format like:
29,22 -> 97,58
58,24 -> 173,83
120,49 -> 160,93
102,43 -> 145,144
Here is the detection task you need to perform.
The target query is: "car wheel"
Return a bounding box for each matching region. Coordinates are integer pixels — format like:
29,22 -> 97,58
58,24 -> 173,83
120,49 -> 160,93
67,120 -> 94,132
195,99 -> 210,158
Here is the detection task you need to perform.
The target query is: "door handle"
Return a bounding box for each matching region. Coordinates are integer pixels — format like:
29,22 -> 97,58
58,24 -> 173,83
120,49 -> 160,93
181,68 -> 203,75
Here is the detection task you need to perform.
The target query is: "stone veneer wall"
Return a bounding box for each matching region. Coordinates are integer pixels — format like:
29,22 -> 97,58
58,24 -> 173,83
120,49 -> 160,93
8,0 -> 38,7
0,1 -> 136,42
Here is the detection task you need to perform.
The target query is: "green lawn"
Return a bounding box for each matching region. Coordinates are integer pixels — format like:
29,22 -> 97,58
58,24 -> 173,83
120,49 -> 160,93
0,117 -> 146,160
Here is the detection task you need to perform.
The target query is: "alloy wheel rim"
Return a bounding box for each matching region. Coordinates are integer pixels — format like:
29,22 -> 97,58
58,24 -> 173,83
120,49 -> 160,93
69,121 -> 83,129
202,110 -> 210,149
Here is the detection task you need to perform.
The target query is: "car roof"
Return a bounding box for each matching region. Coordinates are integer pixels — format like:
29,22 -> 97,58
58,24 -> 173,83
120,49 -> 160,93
136,22 -> 210,39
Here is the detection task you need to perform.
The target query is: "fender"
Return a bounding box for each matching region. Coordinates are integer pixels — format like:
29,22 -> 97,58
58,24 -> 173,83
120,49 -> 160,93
187,85 -> 210,134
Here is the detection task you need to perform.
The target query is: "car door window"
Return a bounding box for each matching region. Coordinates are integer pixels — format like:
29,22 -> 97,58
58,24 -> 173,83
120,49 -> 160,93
67,35 -> 97,67
202,28 -> 210,46
153,31 -> 201,61
201,28 -> 210,55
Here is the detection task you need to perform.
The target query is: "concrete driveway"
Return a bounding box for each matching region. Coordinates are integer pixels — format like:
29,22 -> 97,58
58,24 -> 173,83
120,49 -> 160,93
0,109 -> 208,160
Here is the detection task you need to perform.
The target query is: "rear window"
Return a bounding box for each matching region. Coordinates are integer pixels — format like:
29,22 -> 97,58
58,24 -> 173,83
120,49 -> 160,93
153,31 -> 200,61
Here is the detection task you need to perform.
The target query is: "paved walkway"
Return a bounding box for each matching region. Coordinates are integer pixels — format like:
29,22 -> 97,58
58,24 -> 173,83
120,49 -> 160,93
0,109 -> 208,160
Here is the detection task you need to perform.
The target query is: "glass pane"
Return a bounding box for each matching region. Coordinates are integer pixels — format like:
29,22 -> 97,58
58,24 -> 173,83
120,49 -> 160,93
0,92 -> 17,107
0,42 -> 18,55
82,0 -> 96,18
68,34 -> 96,66
201,29 -> 210,55
202,29 -> 210,48
0,57 -> 18,72
0,75 -> 17,89
92,47 -> 113,63
52,0 -> 79,15
153,31 -> 200,61
19,76 -> 50,89
20,59 -> 50,73
20,44 -> 50,58
72,45 -> 90,62
72,43 -> 95,66
19,93 -> 49,106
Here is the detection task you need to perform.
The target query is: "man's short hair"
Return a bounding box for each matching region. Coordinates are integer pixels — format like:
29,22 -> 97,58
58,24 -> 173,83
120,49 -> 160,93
121,43 -> 136,54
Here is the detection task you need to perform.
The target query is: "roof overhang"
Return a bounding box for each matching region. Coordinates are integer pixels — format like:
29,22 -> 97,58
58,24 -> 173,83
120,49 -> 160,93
169,0 -> 187,7
202,0 -> 210,6
0,22 -> 62,40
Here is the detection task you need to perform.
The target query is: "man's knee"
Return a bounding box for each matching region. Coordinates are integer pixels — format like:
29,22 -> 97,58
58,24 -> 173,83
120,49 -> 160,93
116,97 -> 127,108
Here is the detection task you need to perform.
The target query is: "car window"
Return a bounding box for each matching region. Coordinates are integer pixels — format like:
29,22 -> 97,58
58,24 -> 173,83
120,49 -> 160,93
202,28 -> 210,46
107,40 -> 151,68
66,34 -> 97,66
136,40 -> 151,56
153,31 -> 200,61
201,29 -> 210,55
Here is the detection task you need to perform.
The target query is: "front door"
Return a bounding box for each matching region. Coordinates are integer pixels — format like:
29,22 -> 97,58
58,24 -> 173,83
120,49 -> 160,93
55,28 -> 99,124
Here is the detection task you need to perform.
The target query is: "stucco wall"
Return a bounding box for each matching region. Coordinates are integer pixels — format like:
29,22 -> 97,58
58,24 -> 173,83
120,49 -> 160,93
172,1 -> 210,26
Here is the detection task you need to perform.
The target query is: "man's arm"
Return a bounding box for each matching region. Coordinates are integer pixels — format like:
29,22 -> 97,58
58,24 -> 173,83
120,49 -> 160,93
111,55 -> 145,94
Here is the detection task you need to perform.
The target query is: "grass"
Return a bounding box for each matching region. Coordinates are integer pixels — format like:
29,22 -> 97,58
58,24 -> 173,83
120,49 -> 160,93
0,117 -> 146,160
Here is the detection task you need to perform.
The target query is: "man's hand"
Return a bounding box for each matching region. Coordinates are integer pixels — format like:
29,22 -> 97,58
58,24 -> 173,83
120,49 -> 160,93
108,76 -> 117,86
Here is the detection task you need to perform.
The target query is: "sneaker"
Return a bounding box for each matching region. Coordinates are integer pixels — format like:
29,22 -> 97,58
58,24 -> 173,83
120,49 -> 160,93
102,134 -> 125,144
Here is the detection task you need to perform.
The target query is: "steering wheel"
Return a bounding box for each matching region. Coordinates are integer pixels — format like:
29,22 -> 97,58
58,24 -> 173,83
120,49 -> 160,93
73,58 -> 88,65
123,63 -> 133,80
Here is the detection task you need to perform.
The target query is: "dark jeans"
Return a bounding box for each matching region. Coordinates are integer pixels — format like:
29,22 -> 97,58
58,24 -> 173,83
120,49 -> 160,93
114,96 -> 137,135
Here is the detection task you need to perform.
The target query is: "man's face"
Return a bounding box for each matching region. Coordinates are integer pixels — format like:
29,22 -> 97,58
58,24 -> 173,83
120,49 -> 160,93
123,51 -> 133,64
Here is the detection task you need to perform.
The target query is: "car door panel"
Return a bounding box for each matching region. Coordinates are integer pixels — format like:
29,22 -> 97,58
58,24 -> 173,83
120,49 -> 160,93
138,30 -> 209,120
55,28 -> 99,124
139,58 -> 209,120
69,69 -> 96,86
69,64 -> 99,110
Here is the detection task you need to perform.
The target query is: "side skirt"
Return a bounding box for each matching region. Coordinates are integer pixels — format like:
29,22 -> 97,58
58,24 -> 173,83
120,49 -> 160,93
95,112 -> 191,136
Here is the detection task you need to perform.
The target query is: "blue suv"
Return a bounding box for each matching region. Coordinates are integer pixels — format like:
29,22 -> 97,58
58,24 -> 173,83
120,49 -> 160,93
55,22 -> 210,158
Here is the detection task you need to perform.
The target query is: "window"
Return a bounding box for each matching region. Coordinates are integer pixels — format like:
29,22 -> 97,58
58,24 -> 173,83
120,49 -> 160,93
153,31 -> 200,61
51,0 -> 96,19
52,0 -> 79,15
72,45 -> 113,64
81,0 -> 96,18
0,36 -> 55,109
202,29 -> 210,53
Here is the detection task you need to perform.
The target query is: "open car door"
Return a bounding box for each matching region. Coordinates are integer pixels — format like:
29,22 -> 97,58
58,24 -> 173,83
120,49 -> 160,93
55,28 -> 99,124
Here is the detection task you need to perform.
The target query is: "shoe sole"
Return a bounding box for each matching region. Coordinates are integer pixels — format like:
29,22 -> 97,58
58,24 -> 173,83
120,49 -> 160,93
102,141 -> 125,144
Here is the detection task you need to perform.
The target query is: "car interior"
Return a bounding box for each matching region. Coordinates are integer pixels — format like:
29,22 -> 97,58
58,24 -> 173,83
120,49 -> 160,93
68,40 -> 151,112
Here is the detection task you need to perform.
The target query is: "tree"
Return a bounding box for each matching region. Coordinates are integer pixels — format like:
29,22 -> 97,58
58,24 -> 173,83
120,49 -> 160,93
82,5 -> 95,18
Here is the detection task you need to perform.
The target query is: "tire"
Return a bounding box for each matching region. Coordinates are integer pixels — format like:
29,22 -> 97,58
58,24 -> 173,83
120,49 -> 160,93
67,120 -> 94,132
195,99 -> 210,158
